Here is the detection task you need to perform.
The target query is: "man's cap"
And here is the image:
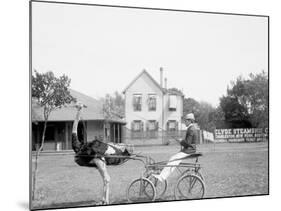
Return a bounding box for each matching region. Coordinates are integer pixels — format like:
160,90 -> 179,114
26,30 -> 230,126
185,113 -> 195,120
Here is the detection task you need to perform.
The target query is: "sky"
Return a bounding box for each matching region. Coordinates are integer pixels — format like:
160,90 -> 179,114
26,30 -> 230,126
32,1 -> 268,107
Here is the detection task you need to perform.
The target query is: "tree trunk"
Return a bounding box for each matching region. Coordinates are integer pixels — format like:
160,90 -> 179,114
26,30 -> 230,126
32,118 -> 47,200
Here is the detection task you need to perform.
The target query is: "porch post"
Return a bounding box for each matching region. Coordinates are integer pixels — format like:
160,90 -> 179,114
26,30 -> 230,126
54,126 -> 58,151
65,123 -> 69,150
84,121 -> 87,142
113,123 -> 116,143
103,121 -> 106,142
117,124 -> 120,143
36,125 -> 40,150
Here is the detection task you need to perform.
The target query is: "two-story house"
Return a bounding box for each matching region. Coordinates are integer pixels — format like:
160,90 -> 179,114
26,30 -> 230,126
123,69 -> 184,139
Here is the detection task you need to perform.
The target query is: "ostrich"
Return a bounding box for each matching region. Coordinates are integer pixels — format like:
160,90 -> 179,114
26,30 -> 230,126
71,103 -> 130,205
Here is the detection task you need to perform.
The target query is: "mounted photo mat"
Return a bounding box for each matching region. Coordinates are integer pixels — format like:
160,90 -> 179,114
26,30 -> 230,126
30,0 -> 269,210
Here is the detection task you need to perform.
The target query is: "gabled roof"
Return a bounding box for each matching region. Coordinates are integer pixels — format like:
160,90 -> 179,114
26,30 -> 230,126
32,89 -> 126,123
123,70 -> 184,96
123,70 -> 164,94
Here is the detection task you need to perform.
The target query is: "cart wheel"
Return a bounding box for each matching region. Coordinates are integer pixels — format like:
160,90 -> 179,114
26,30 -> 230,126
127,177 -> 156,203
195,171 -> 205,182
148,175 -> 168,199
183,169 -> 205,182
174,174 -> 205,200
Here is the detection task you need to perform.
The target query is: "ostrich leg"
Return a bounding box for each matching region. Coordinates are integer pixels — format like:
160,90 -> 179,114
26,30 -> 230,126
92,158 -> 110,204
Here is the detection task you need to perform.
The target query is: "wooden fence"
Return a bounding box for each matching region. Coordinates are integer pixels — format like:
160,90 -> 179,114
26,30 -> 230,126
121,128 -> 201,146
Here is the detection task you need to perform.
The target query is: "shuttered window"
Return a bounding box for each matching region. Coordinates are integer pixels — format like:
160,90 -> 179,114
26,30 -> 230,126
167,120 -> 178,131
169,95 -> 177,111
132,120 -> 143,131
147,120 -> 158,131
133,94 -> 142,111
148,94 -> 156,111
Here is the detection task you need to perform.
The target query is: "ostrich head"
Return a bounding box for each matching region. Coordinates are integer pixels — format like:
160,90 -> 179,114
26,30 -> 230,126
75,102 -> 87,110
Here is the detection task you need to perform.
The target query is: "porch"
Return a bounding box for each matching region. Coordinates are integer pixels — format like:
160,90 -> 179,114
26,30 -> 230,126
32,120 -> 124,151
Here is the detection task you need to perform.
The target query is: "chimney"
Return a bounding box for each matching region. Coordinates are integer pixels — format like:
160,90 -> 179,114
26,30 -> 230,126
160,67 -> 163,88
164,78 -> 167,90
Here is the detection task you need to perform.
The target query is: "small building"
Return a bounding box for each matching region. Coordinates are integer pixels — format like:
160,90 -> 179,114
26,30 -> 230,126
32,89 -> 126,151
123,68 -> 184,140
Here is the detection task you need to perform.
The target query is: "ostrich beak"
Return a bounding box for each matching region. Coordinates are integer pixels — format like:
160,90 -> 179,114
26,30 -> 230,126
74,102 -> 87,109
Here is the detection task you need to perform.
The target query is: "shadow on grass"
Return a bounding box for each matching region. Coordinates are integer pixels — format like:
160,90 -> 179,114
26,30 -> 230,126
110,194 -> 176,205
32,195 -> 205,210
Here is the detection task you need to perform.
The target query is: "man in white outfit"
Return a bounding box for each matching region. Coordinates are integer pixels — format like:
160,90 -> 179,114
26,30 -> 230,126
152,113 -> 198,182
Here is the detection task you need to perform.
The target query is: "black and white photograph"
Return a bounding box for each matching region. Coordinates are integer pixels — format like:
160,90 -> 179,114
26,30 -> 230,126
30,0 -> 269,210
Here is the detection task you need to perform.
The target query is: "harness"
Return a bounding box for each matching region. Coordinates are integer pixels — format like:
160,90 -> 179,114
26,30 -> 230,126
74,118 -> 131,167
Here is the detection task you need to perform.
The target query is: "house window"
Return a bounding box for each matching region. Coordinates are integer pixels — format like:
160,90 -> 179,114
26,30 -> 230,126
133,94 -> 142,111
167,120 -> 178,131
147,120 -> 158,131
169,95 -> 177,111
131,120 -> 143,131
148,94 -> 156,111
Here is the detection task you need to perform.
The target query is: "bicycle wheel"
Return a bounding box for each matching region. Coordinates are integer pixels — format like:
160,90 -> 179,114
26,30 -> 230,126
127,177 -> 156,203
195,170 -> 205,182
147,175 -> 168,199
174,174 -> 205,200
182,169 -> 205,182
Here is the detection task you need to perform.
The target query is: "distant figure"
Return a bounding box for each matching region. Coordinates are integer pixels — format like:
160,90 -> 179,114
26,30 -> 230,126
152,113 -> 198,182
71,103 -> 130,205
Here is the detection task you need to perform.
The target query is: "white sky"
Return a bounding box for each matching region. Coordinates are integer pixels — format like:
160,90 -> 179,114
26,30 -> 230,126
32,2 -> 268,107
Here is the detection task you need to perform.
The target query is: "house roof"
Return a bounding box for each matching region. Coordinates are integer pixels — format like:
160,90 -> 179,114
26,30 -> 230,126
123,70 -> 184,96
123,70 -> 164,94
32,89 -> 126,124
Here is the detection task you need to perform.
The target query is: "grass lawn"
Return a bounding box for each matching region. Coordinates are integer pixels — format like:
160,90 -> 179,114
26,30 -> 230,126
31,142 -> 268,210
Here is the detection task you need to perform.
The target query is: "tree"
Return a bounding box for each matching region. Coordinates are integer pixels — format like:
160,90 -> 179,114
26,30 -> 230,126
183,98 -> 200,118
183,98 -> 218,131
197,101 -> 217,131
168,87 -> 184,96
31,70 -> 76,200
102,91 -> 125,119
219,95 -> 251,128
112,91 -> 125,118
245,71 -> 268,128
212,106 -> 226,129
219,71 -> 268,128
